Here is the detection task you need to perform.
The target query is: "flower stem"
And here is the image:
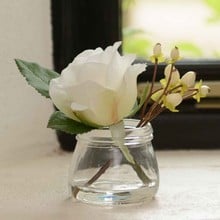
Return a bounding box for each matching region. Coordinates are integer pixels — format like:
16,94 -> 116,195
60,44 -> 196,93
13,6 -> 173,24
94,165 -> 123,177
131,160 -> 151,184
183,91 -> 198,100
72,159 -> 112,198
140,59 -> 158,118
110,121 -> 151,184
138,63 -> 175,127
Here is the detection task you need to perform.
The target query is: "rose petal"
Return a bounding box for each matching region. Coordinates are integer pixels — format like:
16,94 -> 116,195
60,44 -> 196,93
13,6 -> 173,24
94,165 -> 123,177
106,52 -> 136,90
75,62 -> 107,86
70,81 -> 119,126
49,78 -> 79,121
71,102 -> 88,111
86,42 -> 121,64
73,48 -> 103,65
117,63 -> 146,118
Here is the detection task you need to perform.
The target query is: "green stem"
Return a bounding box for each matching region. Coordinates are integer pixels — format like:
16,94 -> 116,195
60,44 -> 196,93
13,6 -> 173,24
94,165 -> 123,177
131,160 -> 151,184
110,121 -> 151,184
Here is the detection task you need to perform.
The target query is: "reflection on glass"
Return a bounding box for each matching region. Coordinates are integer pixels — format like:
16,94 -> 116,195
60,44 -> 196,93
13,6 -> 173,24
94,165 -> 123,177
123,0 -> 220,59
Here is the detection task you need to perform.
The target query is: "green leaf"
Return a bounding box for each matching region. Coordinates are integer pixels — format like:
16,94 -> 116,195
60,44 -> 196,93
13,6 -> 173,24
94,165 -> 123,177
15,59 -> 60,98
47,111 -> 95,134
128,82 -> 149,116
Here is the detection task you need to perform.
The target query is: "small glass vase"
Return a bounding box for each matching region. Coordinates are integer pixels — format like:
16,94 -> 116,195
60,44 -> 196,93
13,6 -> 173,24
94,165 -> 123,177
68,119 -> 159,205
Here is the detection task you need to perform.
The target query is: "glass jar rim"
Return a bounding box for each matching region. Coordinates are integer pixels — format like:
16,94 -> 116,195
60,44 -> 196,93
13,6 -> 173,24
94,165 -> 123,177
76,119 -> 153,144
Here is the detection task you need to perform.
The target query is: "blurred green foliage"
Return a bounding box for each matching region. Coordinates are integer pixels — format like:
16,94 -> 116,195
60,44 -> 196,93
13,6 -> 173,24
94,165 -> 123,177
176,42 -> 203,58
122,28 -> 152,58
122,0 -> 220,58
204,0 -> 220,23
122,0 -> 136,11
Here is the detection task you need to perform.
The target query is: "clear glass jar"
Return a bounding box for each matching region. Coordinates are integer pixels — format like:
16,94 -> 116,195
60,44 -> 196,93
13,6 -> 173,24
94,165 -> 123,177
68,119 -> 159,206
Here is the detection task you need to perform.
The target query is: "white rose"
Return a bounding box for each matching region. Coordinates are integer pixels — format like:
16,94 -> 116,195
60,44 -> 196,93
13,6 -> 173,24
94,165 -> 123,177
49,42 -> 146,127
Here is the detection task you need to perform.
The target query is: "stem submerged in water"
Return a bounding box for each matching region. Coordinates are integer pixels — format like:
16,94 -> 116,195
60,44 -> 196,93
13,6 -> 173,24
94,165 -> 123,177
110,121 -> 151,184
72,159 -> 112,198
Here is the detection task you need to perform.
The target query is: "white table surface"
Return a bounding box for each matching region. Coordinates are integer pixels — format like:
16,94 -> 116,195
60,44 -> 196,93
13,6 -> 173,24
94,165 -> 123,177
1,149 -> 220,220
